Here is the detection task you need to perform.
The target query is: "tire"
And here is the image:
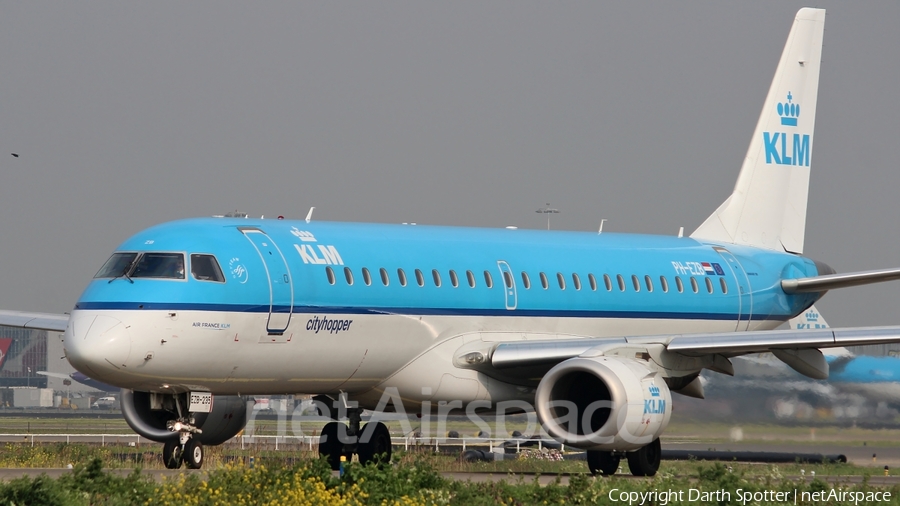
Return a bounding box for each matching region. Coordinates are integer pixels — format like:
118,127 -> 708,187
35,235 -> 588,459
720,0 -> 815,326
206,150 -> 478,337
358,422 -> 392,466
626,438 -> 661,477
319,421 -> 347,471
162,440 -> 183,469
184,439 -> 204,469
587,450 -> 620,476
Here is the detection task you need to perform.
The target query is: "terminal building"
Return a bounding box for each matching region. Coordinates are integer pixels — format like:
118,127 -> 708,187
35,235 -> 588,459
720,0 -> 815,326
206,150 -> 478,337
0,325 -> 96,408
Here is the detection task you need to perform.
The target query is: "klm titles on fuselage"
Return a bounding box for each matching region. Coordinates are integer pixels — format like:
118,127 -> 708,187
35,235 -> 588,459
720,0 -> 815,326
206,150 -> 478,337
290,228 -> 345,266
764,92 -> 810,167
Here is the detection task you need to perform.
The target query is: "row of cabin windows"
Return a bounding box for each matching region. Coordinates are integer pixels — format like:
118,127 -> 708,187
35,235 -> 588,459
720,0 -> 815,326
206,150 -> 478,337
325,267 -> 729,295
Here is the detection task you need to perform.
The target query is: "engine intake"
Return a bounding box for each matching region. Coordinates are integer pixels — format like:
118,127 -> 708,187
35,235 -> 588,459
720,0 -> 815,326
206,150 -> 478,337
534,356 -> 671,451
121,389 -> 248,445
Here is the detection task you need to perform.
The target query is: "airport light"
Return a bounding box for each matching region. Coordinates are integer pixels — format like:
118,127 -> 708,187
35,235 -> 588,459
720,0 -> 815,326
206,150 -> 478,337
536,203 -> 560,230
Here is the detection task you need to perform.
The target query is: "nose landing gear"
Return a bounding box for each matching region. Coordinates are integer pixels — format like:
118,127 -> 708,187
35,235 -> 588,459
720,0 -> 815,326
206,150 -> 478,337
162,417 -> 204,469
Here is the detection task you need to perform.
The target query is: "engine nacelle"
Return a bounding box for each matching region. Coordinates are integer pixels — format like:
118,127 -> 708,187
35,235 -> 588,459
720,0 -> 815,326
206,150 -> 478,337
534,356 -> 671,451
121,390 -> 248,445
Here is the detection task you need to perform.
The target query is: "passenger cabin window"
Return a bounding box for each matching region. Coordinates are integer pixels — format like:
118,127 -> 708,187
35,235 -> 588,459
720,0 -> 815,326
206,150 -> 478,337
705,277 -> 714,293
557,273 -> 566,290
131,252 -> 185,279
690,277 -> 699,293
660,276 -> 669,293
191,254 -> 225,282
326,266 -> 336,285
397,268 -> 407,287
644,275 -> 653,292
540,272 -> 549,289
603,274 -> 612,291
720,278 -> 728,294
503,271 -> 513,289
380,268 -> 390,286
432,269 -> 442,287
450,270 -> 459,288
588,274 -> 597,291
415,269 -> 425,287
631,275 -> 640,292
617,274 -> 626,292
466,270 -> 476,288
675,276 -> 684,293
344,267 -> 354,285
521,272 -> 531,289
95,252 -> 139,278
483,271 -> 493,288
572,273 -> 581,290
362,267 -> 372,286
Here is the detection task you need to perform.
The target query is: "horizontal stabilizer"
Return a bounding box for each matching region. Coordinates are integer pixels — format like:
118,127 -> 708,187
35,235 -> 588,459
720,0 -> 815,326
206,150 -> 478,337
781,267 -> 900,294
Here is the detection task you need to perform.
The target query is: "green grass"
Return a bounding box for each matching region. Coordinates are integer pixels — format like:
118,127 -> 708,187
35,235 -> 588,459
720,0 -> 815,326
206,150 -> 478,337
3,454 -> 900,506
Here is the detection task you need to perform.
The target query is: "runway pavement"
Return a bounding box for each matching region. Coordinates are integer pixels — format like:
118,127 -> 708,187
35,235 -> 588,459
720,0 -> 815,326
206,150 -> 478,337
664,441 -> 900,467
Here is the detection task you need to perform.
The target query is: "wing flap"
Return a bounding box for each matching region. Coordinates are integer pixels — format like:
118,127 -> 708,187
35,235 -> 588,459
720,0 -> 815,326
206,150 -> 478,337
0,310 -> 69,332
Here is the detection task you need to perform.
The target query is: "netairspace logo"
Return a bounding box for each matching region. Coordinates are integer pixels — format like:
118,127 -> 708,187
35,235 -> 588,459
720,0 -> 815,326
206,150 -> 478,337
764,92 -> 810,167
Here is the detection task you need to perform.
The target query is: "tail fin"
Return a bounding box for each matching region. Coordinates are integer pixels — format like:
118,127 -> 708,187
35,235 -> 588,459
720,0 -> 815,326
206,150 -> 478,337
692,8 -> 825,254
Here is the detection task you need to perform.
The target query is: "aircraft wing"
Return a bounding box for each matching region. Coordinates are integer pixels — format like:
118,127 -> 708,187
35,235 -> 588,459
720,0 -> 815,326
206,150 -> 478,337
464,325 -> 900,384
0,310 -> 69,332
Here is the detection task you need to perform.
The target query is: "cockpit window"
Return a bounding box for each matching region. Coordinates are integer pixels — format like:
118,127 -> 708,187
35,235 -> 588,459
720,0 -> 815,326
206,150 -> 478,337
191,254 -> 225,282
94,252 -> 138,278
131,253 -> 185,279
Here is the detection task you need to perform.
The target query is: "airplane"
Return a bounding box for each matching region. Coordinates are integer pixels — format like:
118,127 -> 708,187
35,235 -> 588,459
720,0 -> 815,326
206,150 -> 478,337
3,7 -> 900,477
37,370 -> 119,393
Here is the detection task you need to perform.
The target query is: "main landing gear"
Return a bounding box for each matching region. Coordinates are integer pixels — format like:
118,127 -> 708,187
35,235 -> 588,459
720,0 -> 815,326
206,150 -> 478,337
587,438 -> 661,477
318,408 -> 392,470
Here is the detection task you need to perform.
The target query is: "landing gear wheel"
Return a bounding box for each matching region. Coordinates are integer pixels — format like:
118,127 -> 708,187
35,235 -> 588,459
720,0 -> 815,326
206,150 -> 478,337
358,422 -> 392,466
162,440 -> 183,469
627,438 -> 661,477
587,450 -> 620,476
184,439 -> 204,469
319,421 -> 351,471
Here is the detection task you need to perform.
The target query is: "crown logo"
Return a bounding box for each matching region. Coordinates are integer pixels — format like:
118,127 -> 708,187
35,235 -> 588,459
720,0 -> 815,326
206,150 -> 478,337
649,384 -> 660,397
777,92 -> 799,126
290,227 -> 317,242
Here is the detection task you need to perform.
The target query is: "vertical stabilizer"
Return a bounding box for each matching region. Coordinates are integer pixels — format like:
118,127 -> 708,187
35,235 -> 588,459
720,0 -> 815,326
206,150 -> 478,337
692,8 -> 825,254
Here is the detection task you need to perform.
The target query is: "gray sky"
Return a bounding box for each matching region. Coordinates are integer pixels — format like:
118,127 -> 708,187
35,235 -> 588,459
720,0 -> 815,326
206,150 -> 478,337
1,2 -> 898,327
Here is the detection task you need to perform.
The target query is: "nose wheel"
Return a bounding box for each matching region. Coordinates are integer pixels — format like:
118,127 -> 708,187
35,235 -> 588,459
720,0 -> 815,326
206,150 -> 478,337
184,439 -> 204,469
163,440 -> 183,469
163,411 -> 204,469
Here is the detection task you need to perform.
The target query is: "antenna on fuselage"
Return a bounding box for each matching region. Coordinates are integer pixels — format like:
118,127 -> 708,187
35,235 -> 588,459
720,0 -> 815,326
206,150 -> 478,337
678,227 -> 684,238
598,219 -> 607,235
305,207 -> 315,223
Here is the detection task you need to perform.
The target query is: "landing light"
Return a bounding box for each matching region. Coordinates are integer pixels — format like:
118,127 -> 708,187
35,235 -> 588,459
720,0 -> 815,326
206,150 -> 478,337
463,352 -> 485,365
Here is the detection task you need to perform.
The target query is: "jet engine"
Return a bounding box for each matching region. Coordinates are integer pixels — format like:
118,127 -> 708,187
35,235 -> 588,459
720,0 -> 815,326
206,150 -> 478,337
534,356 -> 671,451
120,390 -> 248,445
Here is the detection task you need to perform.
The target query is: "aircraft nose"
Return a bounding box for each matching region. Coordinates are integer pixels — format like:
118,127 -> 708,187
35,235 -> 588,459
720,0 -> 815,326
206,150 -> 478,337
64,313 -> 132,382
